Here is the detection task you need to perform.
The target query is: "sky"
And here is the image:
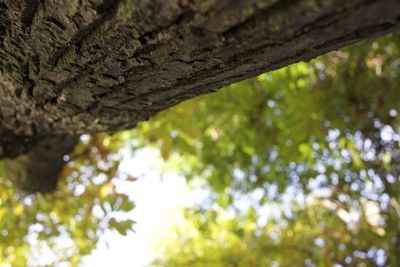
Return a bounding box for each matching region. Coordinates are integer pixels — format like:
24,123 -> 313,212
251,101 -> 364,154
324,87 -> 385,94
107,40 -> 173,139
81,148 -> 193,267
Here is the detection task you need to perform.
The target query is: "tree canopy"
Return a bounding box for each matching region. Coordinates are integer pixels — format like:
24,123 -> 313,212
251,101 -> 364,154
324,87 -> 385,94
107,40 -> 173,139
148,33 -> 400,266
1,29 -> 400,267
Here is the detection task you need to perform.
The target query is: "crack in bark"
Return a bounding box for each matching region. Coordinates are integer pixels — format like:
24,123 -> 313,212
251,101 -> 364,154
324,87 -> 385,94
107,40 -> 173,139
21,0 -> 39,31
46,0 -> 123,69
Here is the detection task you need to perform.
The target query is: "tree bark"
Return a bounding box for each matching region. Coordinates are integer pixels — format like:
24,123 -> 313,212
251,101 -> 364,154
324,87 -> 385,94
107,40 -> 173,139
1,0 -> 400,192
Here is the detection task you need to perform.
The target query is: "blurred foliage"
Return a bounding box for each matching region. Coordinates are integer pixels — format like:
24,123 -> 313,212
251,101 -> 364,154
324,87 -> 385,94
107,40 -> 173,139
137,33 -> 400,266
0,133 -> 135,266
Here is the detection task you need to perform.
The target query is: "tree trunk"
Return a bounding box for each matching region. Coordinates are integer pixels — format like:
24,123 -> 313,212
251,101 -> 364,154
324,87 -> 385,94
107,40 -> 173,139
1,0 -> 400,192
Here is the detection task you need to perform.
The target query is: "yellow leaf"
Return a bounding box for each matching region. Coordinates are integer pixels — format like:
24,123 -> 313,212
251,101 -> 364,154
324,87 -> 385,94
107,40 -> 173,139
100,183 -> 113,198
14,204 -> 24,216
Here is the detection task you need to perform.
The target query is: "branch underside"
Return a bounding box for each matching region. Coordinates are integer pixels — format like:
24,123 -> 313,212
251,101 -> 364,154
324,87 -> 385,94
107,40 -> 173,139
0,0 -> 400,192
3,135 -> 78,193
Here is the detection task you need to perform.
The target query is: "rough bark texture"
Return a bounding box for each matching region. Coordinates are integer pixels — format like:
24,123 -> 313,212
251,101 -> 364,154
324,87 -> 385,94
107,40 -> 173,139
1,0 -> 400,192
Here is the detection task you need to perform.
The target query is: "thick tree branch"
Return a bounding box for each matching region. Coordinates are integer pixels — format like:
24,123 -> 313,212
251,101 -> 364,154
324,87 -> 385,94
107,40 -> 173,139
0,0 -> 400,192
